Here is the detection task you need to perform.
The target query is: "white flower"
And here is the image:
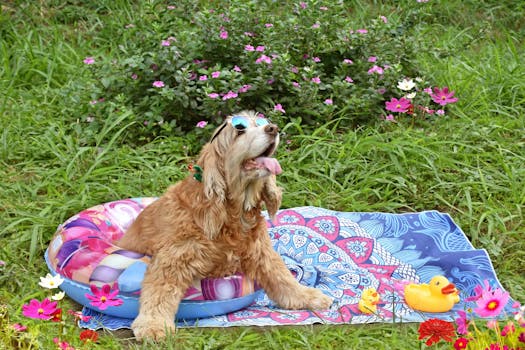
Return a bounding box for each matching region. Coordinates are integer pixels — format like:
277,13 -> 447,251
51,291 -> 65,301
38,273 -> 64,289
406,92 -> 417,99
397,78 -> 416,91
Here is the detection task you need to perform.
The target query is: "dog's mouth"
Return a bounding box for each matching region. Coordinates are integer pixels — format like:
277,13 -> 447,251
242,142 -> 282,175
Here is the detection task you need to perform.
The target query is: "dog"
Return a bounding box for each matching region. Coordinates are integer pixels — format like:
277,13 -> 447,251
118,111 -> 332,340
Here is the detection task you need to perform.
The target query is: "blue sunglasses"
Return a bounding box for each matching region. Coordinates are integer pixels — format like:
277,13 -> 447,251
230,115 -> 270,130
211,116 -> 270,142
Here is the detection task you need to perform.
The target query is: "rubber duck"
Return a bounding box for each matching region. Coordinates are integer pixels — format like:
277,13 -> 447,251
358,287 -> 381,314
404,275 -> 460,313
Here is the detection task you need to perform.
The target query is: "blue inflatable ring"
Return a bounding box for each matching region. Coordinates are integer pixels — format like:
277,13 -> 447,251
45,198 -> 262,320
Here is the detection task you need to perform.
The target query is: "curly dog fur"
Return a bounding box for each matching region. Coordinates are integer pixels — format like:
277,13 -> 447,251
118,111 -> 332,340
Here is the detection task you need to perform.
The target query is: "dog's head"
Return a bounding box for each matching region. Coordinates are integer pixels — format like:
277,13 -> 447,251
195,111 -> 282,238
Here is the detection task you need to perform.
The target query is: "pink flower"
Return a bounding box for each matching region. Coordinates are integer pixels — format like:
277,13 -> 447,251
313,57 -> 321,62
12,323 -> 27,332
255,45 -> 265,52
85,284 -> 123,311
211,71 -> 221,78
219,30 -> 228,39
368,56 -> 377,62
380,16 -> 388,23
274,104 -> 286,113
430,86 -> 458,106
368,65 -> 384,75
320,6 -> 328,10
233,65 -> 242,72
343,59 -> 353,64
199,75 -> 207,81
455,311 -> 469,335
291,66 -> 299,73
131,73 -> 138,80
486,319 -> 499,329
436,109 -> 445,115
312,23 -> 320,28
22,298 -> 59,320
300,2 -> 307,9
345,76 -> 354,83
466,280 -> 492,302
265,23 -> 273,28
152,81 -> 165,88
385,97 -> 411,113
356,29 -> 368,34
255,54 -> 272,64
501,322 -> 515,336
208,93 -> 219,99
384,114 -> 395,122
222,91 -> 238,100
161,40 -> 170,46
423,87 -> 433,94
311,77 -> 321,84
83,57 -> 95,65
473,286 -> 510,318
292,82 -> 300,88
324,99 -> 333,105
245,44 -> 255,51
54,338 -> 76,350
68,310 -> 92,322
196,121 -> 208,128
238,84 -> 252,93
167,5 -> 176,10
244,31 -> 255,37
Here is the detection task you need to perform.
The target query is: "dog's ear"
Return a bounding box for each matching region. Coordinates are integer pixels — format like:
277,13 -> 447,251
261,175 -> 282,221
197,143 -> 228,239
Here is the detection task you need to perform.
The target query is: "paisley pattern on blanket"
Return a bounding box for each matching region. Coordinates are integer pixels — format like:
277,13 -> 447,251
80,206 -> 516,330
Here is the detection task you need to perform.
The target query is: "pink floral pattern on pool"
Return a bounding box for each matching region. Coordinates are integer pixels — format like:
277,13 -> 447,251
46,198 -> 258,301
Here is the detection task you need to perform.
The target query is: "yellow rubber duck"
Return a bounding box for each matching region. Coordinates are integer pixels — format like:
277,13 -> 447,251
358,287 -> 381,314
404,275 -> 460,313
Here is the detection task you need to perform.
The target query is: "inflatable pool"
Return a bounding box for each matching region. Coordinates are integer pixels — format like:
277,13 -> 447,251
45,198 -> 262,320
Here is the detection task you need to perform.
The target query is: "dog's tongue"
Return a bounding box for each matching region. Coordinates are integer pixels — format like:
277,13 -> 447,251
255,157 -> 282,175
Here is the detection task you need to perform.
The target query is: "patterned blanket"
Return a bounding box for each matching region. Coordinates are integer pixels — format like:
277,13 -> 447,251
81,207 -> 514,329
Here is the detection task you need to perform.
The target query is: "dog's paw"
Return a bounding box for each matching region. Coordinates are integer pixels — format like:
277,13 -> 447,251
132,315 -> 175,341
301,287 -> 333,310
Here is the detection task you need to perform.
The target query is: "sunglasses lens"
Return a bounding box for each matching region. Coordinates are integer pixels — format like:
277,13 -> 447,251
256,118 -> 270,127
231,116 -> 249,130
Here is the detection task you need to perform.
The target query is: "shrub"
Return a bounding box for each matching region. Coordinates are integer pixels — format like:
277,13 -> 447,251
74,1 -> 452,143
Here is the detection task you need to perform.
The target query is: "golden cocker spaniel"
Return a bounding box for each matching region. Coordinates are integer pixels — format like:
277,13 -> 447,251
118,111 -> 332,340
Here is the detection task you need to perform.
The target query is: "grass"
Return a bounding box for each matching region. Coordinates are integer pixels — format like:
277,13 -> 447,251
1,0 -> 524,349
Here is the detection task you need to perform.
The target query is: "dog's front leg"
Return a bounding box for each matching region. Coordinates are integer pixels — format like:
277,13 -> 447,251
132,245 -> 206,341
243,235 -> 332,310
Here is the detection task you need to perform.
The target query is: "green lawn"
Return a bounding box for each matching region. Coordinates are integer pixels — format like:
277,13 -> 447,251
1,1 -> 524,349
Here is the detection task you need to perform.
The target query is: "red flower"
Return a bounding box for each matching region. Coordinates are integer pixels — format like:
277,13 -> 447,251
79,329 -> 99,343
418,318 -> 456,346
454,337 -> 469,350
50,308 -> 63,322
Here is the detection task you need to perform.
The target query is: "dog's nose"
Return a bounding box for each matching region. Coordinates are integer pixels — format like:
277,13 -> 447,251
264,123 -> 279,136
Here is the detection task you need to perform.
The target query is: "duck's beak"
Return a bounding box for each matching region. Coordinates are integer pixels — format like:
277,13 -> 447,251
441,283 -> 457,295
